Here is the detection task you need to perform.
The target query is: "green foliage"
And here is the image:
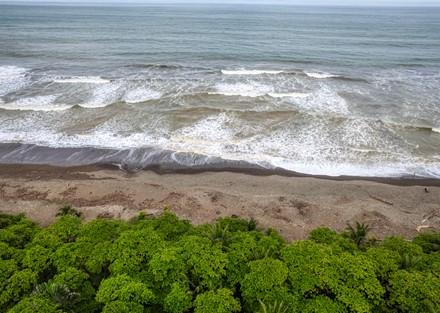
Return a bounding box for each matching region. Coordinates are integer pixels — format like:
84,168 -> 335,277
30,231 -> 64,251
101,300 -> 144,313
149,210 -> 192,241
56,205 -> 82,218
0,269 -> 38,310
241,258 -> 289,311
31,282 -> 80,311
96,274 -> 155,307
247,217 -> 261,232
52,267 -> 99,312
0,241 -> 12,259
256,230 -> 285,259
225,232 -> 258,287
300,295 -> 348,313
379,236 -> 424,258
401,253 -> 423,270
413,232 -> 440,253
0,259 -> 19,290
150,247 -> 185,288
309,227 -> 358,253
365,247 -> 400,281
8,296 -> 62,313
343,222 -> 371,248
1,213 -> 439,313
258,300 -> 290,313
224,230 -> 286,289
177,236 -> 228,291
22,245 -> 53,274
108,228 -> 164,275
389,270 -> 440,312
163,282 -> 193,313
377,236 -> 426,270
0,218 -> 39,248
78,218 -> 127,243
0,213 -> 25,229
206,223 -> 230,249
44,215 -> 82,243
194,288 -> 241,313
216,217 -> 250,233
51,218 -> 127,281
281,241 -> 384,312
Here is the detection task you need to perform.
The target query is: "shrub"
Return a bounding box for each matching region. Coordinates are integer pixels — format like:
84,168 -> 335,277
344,222 -> 371,248
413,232 -> 440,253
56,205 -> 82,218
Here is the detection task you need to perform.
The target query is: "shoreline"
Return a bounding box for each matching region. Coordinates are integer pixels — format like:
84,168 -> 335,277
1,143 -> 439,183
1,163 -> 440,187
0,163 -> 439,242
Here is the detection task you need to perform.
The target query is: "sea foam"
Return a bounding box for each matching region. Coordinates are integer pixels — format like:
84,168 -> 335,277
54,76 -> 111,84
268,92 -> 309,98
212,82 -> 273,98
0,95 -> 70,111
0,65 -> 30,96
122,87 -> 162,103
221,69 -> 284,75
304,71 -> 340,79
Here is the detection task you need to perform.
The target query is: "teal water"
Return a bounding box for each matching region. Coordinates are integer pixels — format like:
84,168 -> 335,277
0,4 -> 439,177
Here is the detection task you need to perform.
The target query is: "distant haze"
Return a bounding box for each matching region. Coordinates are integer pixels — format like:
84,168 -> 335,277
1,0 -> 440,6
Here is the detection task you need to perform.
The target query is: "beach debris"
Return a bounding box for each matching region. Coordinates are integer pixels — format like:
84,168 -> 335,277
416,225 -> 433,233
26,176 -> 41,182
369,195 -> 393,206
97,212 -> 113,219
421,209 -> 440,224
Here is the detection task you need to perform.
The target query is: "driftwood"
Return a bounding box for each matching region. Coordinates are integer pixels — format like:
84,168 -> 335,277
369,195 -> 393,206
416,225 -> 433,233
421,209 -> 440,223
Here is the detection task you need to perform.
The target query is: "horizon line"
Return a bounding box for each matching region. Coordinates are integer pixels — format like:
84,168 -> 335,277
1,1 -> 440,7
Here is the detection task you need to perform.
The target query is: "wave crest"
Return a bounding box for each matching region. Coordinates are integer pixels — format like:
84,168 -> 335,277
304,71 -> 340,79
221,69 -> 284,75
54,76 -> 111,84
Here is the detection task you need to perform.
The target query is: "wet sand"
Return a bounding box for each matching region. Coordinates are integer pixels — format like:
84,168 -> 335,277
0,164 -> 439,241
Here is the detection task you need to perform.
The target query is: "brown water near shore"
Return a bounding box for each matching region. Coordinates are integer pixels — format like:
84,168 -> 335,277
0,164 -> 439,241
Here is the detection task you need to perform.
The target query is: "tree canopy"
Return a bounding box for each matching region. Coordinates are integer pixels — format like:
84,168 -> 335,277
0,209 -> 439,312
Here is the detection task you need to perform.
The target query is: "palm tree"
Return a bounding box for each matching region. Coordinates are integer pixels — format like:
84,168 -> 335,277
247,218 -> 262,231
31,282 -> 80,310
207,224 -> 230,250
56,205 -> 82,218
345,222 -> 371,247
258,300 -> 289,313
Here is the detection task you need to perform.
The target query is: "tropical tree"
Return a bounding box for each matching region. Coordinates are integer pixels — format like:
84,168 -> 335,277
389,270 -> 440,312
7,296 -> 62,313
177,235 -> 228,293
240,257 -> 292,312
163,282 -> 193,313
281,241 -> 384,312
55,205 -> 82,218
108,227 -> 164,276
0,269 -> 38,310
194,288 -> 241,313
95,274 -> 155,311
343,222 -> 371,249
52,267 -> 100,312
30,282 -> 80,311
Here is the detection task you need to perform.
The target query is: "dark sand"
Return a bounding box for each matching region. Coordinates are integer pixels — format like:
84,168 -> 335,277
0,164 -> 439,241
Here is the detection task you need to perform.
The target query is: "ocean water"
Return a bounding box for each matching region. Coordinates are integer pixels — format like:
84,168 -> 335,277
0,4 -> 439,177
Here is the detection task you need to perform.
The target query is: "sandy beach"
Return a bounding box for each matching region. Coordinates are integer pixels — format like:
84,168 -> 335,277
0,164 -> 439,242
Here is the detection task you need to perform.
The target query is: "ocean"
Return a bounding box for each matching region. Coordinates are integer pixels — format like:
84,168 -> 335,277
0,3 -> 439,177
